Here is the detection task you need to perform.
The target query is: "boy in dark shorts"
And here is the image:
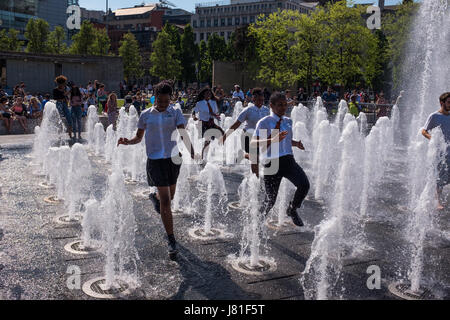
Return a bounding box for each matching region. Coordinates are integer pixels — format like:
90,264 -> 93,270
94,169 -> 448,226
220,88 -> 270,177
422,92 -> 450,210
251,92 -> 310,226
118,81 -> 196,259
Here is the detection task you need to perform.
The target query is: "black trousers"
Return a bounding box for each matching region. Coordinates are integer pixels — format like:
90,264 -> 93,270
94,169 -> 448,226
263,155 -> 310,215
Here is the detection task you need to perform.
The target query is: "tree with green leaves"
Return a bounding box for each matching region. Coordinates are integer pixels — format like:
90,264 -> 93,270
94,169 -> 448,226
0,29 -> 23,52
315,1 -> 381,90
70,21 -> 110,56
150,28 -> 181,80
290,8 -> 326,94
249,9 -> 300,90
207,33 -> 227,62
47,26 -> 68,54
198,40 -> 211,84
93,28 -> 111,56
180,25 -> 198,85
119,33 -> 143,81
164,24 -> 182,61
25,18 -> 50,53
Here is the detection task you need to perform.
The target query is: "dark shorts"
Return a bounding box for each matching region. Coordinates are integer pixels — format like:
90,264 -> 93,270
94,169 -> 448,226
146,157 -> 182,187
437,160 -> 449,188
1,112 -> 11,119
201,120 -> 224,139
242,131 -> 259,162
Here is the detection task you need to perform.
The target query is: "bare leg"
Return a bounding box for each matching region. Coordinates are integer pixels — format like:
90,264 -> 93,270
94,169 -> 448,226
157,186 -> 174,236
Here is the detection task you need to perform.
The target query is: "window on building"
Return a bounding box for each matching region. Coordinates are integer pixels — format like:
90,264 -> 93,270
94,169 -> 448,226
214,19 -> 218,27
227,31 -> 232,39
250,16 -> 255,23
206,32 -> 211,40
278,2 -> 283,8
200,20 -> 205,27
220,32 -> 224,37
207,19 -> 211,27
228,17 -> 232,26
243,17 -> 247,24
221,18 -> 225,26
193,20 -> 197,27
235,17 -> 240,25
200,33 -> 204,41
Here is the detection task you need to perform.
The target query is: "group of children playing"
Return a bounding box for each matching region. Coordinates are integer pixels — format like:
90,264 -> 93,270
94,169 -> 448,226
118,81 -> 310,260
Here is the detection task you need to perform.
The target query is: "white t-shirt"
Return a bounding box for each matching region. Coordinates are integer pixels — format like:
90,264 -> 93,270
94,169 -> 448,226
137,105 -> 186,159
193,100 -> 219,122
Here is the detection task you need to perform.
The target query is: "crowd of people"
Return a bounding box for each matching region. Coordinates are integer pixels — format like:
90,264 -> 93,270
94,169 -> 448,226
0,78 -> 394,136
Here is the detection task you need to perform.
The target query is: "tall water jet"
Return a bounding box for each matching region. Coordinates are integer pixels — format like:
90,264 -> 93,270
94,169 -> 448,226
189,163 -> 229,240
32,102 -> 64,168
82,169 -> 140,298
312,120 -> 340,201
93,123 -> 105,156
293,121 -> 311,165
56,146 -> 71,201
291,103 -> 310,126
81,199 -> 102,249
302,120 -> 366,299
105,124 -> 116,163
334,100 -> 348,131
102,170 -> 140,290
86,105 -> 99,150
66,143 -> 92,221
407,129 -> 446,294
357,112 -> 368,136
229,174 -> 276,275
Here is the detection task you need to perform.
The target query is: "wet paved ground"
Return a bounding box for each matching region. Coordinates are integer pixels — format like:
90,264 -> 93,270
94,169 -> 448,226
0,136 -> 449,300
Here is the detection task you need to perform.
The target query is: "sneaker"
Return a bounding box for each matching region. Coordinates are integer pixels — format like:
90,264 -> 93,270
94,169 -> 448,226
287,204 -> 304,227
168,240 -> 178,260
149,193 -> 161,214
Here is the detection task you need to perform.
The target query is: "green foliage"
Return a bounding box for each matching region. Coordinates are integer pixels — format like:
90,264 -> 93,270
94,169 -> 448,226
180,24 -> 198,84
25,18 -> 50,53
164,24 -> 182,61
47,26 -> 68,54
70,21 -> 110,56
119,33 -> 144,81
0,29 -> 23,51
249,9 -> 300,90
198,40 -> 211,84
150,28 -> 181,80
207,33 -> 227,61
316,1 -> 380,88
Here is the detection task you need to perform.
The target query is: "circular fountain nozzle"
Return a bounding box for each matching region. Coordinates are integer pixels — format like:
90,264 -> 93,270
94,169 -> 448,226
64,240 -> 101,255
388,282 -> 435,300
54,214 -> 83,225
82,277 -> 132,299
230,257 -> 277,276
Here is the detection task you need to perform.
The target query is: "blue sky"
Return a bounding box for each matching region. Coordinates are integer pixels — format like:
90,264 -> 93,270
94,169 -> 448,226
78,0 -> 405,13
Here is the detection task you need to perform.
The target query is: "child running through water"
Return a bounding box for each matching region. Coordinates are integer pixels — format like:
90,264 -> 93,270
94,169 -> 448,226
220,88 -> 270,177
117,81 -> 196,260
251,92 -> 310,226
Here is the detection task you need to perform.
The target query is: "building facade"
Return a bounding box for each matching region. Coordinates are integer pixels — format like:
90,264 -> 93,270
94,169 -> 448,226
192,0 -> 319,43
0,50 -> 123,95
104,4 -> 165,54
0,0 -> 71,35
